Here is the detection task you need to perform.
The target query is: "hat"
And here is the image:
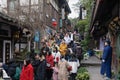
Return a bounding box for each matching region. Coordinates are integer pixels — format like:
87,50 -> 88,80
105,40 -> 111,45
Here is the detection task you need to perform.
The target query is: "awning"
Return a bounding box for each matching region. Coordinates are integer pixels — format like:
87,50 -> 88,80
90,0 -> 119,37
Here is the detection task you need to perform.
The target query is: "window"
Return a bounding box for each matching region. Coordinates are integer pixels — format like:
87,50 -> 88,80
0,0 -> 7,8
9,0 -> 18,11
20,0 -> 29,6
31,0 -> 38,5
9,0 -> 15,11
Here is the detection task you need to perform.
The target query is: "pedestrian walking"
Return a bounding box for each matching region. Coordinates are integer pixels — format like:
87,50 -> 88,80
13,63 -> 21,80
41,42 -> 49,56
52,47 -> 61,63
100,40 -> 112,80
68,54 -> 80,80
20,58 -> 34,80
59,39 -> 67,56
52,62 -> 59,80
46,51 -> 54,80
58,56 -> 70,80
7,59 -> 17,80
32,53 -> 40,80
64,33 -> 71,45
36,54 -> 46,80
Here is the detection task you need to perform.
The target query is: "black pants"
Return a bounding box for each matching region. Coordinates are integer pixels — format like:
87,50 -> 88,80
46,69 -> 53,80
70,73 -> 77,80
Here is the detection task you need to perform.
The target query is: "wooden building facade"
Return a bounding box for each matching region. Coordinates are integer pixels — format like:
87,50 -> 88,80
90,0 -> 120,79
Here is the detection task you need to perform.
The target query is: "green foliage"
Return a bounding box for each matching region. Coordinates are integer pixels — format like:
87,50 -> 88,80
117,69 -> 120,79
77,67 -> 88,73
75,20 -> 88,34
80,33 -> 91,54
15,47 -> 30,61
69,18 -> 79,27
73,0 -> 94,54
76,67 -> 90,80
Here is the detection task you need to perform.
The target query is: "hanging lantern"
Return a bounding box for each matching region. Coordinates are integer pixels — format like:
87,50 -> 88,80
52,21 -> 57,27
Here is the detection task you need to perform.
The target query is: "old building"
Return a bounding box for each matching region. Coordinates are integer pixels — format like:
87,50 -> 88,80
90,0 -> 120,79
0,0 -> 71,62
0,12 -> 21,63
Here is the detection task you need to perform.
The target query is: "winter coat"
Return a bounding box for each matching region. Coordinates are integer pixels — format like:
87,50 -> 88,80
52,51 -> 61,63
7,63 -> 17,79
20,64 -> 34,80
46,55 -> 54,69
58,60 -> 70,80
52,67 -> 59,80
59,43 -> 67,56
13,67 -> 21,80
32,60 -> 40,80
68,58 -> 80,74
37,60 -> 46,80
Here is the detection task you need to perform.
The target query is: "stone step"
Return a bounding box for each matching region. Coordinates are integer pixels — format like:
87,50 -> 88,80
80,56 -> 101,67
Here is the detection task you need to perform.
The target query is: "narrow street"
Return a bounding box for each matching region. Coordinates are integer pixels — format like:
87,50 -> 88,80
81,56 -> 114,80
87,66 -> 104,80
0,0 -> 119,80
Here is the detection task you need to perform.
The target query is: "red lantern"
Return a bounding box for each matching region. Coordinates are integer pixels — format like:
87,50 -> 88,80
52,21 -> 57,27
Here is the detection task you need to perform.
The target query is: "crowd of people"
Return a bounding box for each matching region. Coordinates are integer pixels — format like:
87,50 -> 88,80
0,31 -> 82,80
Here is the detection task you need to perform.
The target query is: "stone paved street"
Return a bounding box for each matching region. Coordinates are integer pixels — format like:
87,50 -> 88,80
86,66 -> 104,80
81,56 -> 114,80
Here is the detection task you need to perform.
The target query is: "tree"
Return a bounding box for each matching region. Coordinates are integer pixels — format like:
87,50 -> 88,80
73,0 -> 94,52
75,20 -> 88,35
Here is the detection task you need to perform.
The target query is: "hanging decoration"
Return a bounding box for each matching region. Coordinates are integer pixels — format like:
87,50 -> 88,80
52,18 -> 57,27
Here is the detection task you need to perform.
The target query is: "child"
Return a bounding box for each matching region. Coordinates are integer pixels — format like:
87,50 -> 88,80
52,62 -> 59,80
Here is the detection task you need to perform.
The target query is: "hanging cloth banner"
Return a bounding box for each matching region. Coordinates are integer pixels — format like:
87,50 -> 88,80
34,31 -> 40,42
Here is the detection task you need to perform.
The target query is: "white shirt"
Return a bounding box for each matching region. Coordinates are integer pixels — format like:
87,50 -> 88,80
64,36 -> 71,44
68,59 -> 80,73
52,51 -> 61,62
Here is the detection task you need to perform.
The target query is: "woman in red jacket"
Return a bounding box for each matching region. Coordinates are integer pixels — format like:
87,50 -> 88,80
46,51 -> 54,80
20,58 -> 34,80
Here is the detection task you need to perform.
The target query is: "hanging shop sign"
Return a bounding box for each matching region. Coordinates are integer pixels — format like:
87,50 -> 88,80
34,31 -> 40,42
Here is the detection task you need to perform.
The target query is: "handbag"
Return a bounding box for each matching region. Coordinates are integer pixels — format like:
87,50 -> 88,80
67,66 -> 72,71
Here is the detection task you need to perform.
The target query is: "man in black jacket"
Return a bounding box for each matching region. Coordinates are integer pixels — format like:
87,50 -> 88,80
32,53 -> 40,80
37,54 -> 46,80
